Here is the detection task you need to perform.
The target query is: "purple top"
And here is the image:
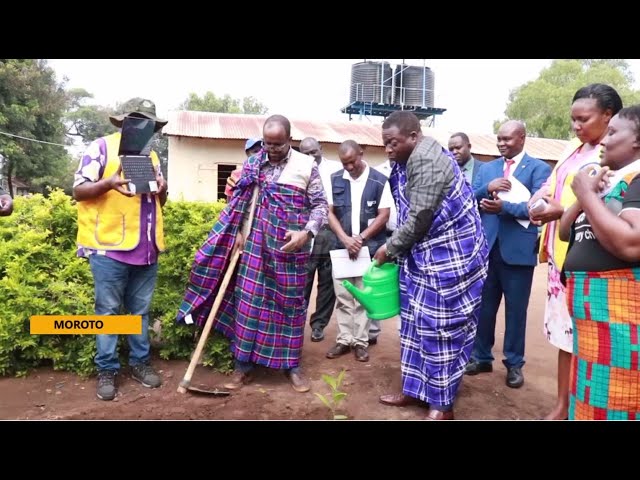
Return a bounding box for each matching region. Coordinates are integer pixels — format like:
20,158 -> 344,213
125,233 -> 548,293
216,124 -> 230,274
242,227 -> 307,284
74,137 -> 160,266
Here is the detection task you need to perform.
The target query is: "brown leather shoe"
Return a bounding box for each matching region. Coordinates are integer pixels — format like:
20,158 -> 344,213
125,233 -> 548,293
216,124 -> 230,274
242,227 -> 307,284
379,393 -> 427,407
223,369 -> 251,390
326,343 -> 350,359
424,408 -> 454,420
285,370 -> 310,393
354,345 -> 369,362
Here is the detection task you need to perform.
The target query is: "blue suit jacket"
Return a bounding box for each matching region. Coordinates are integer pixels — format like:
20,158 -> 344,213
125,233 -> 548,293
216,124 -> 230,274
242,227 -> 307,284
473,154 -> 551,266
470,158 -> 483,186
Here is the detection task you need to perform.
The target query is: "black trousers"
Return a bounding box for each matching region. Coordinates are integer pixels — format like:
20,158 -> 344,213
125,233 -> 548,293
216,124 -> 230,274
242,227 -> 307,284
303,230 -> 336,331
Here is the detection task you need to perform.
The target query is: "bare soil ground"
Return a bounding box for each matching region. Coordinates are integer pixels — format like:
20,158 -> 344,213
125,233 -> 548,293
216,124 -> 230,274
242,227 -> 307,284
0,265 -> 556,420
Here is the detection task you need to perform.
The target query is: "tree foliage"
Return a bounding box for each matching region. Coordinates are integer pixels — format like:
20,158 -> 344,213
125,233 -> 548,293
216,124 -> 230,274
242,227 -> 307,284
64,88 -> 117,143
63,94 -> 170,176
495,59 -> 640,139
180,91 -> 268,114
0,59 -> 70,194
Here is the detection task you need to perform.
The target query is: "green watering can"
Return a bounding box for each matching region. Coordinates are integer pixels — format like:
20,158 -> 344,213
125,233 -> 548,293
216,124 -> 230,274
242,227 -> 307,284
342,261 -> 400,320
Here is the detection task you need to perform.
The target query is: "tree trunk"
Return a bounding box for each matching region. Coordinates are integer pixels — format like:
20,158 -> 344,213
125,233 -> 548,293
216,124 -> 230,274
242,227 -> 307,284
7,159 -> 14,198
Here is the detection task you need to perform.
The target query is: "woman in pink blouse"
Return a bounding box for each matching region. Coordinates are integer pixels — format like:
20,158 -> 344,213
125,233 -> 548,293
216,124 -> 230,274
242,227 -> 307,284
529,84 -> 622,420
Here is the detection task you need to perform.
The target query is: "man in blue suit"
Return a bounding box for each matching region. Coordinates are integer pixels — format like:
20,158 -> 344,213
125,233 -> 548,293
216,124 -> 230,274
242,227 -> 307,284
448,132 -> 483,186
465,120 -> 551,388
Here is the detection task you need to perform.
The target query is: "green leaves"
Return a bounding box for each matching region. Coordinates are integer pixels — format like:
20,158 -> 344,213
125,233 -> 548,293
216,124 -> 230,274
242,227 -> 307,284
0,60 -> 70,194
179,91 -> 269,114
321,373 -> 337,390
64,88 -> 117,144
0,191 -> 94,376
153,199 -> 233,372
316,369 -> 348,420
332,392 -> 347,403
314,392 -> 332,409
498,59 -> 640,139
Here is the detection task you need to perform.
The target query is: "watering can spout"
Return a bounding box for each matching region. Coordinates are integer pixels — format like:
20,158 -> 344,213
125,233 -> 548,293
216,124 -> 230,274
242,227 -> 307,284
342,280 -> 375,312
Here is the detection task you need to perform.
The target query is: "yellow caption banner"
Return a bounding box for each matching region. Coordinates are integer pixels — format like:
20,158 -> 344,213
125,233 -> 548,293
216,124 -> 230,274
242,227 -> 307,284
30,315 -> 142,335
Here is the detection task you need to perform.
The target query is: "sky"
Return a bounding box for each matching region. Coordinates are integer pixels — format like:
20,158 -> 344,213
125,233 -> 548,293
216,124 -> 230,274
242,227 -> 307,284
48,59 -> 640,135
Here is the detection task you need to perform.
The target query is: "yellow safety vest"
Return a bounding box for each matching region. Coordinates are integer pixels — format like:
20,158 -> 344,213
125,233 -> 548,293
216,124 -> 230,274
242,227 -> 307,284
76,132 -> 165,252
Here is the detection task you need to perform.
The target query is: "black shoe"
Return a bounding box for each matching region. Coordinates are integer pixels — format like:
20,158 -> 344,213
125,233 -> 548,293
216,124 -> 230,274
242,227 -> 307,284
506,367 -> 524,388
96,370 -> 117,401
354,345 -> 369,362
310,328 -> 324,342
368,337 -> 378,345
326,343 -> 350,359
131,363 -> 162,388
464,360 -> 493,376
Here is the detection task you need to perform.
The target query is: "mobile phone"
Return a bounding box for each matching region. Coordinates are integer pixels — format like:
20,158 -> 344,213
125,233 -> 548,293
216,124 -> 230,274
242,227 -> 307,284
529,198 -> 548,214
580,162 -> 601,177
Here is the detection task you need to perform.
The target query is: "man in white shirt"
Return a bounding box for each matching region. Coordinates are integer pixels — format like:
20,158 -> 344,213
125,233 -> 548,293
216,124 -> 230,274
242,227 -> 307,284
325,140 -> 392,362
374,159 -> 398,232
299,137 -> 342,342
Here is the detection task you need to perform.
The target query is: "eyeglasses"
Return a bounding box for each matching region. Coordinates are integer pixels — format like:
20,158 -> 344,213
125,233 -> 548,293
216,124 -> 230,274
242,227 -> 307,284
263,140 -> 289,150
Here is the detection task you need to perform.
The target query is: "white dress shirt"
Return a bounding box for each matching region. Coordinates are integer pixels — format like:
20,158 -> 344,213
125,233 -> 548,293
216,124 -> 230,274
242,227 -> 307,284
374,160 -> 398,231
317,156 -> 342,201
503,150 -> 525,176
327,164 -> 393,236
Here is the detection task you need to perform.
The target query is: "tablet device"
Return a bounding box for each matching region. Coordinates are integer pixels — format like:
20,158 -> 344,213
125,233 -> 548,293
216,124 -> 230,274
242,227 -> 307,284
120,155 -> 158,194
118,117 -> 158,194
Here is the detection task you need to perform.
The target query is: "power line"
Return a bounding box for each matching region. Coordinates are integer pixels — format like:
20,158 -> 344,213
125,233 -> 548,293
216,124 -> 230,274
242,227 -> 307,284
0,130 -> 67,147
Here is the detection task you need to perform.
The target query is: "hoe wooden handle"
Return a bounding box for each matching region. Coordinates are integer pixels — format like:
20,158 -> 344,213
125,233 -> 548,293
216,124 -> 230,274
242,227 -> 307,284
178,185 -> 259,393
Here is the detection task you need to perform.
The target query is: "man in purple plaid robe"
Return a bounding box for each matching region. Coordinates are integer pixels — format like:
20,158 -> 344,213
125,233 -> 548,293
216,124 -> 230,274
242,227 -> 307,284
177,115 -> 328,393
373,111 -> 489,420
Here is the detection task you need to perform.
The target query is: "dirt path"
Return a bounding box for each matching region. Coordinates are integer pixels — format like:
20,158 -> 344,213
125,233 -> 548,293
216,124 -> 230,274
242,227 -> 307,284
0,265 -> 556,420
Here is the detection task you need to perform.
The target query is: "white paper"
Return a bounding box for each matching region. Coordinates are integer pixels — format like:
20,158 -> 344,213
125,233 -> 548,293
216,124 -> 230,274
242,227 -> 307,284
330,246 -> 371,279
497,176 -> 531,229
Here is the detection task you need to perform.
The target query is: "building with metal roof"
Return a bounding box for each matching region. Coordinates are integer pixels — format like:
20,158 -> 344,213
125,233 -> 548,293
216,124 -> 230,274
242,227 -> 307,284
164,111 -> 569,202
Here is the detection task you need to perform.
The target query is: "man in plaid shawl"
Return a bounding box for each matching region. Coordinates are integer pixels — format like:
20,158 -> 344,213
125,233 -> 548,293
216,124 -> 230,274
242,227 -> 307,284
177,115 -> 328,393
373,111 -> 489,420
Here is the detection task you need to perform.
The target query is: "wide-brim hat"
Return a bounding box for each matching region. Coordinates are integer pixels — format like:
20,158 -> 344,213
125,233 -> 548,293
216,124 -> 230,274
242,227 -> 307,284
109,97 -> 168,132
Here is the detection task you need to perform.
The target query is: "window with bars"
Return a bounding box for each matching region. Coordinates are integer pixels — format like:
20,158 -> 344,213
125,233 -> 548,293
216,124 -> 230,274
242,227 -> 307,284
218,164 -> 239,200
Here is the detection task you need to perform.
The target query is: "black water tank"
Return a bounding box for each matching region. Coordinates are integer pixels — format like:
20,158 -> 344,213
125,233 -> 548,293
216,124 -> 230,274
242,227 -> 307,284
394,64 -> 434,107
349,61 -> 393,104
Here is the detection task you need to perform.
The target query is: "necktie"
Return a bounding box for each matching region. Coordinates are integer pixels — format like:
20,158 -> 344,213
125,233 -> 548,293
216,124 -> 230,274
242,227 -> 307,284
504,159 -> 515,178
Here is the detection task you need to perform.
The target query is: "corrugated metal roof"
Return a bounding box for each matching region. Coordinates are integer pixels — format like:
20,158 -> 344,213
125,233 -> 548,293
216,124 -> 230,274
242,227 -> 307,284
164,111 -> 570,161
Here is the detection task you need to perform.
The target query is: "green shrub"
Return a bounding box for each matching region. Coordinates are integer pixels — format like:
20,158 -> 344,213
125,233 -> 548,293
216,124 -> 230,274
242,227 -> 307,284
0,190 -> 233,377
